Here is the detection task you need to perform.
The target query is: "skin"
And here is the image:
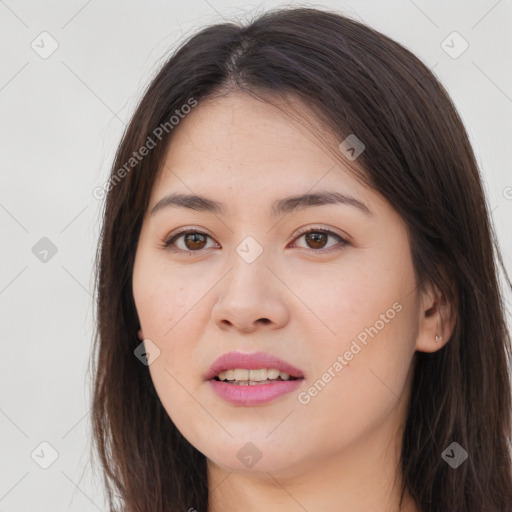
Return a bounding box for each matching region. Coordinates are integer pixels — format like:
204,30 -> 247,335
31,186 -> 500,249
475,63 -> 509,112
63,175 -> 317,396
132,91 -> 455,512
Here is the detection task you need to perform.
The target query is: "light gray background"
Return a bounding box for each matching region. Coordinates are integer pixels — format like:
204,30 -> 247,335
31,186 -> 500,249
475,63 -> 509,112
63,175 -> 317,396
1,0 -> 511,510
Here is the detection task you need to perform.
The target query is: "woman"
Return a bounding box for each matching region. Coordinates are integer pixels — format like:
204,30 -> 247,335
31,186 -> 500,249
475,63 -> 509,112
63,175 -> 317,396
90,6 -> 512,511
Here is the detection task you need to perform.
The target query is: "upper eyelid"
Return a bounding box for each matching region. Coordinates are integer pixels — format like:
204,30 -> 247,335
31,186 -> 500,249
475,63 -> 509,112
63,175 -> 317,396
294,225 -> 348,239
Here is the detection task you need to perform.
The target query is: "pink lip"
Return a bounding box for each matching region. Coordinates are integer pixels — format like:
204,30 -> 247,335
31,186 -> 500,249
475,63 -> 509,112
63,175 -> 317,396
205,351 -> 305,406
209,379 -> 303,406
204,351 -> 305,381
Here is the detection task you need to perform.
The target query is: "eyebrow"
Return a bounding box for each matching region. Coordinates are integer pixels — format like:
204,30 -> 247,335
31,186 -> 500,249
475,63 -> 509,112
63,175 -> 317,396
150,190 -> 372,217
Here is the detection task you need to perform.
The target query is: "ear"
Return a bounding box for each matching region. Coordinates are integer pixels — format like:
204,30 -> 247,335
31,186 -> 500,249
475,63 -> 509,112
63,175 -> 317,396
137,329 -> 145,341
416,282 -> 456,353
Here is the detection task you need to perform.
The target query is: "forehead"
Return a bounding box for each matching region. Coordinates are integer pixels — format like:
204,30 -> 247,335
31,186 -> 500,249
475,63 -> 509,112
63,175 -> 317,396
152,92 -> 368,199
169,93 -> 334,162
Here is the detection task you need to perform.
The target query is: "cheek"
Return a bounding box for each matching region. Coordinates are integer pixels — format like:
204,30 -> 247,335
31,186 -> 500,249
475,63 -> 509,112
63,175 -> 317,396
295,244 -> 418,412
132,258 -> 209,431
297,302 -> 417,450
289,252 -> 409,355
132,251 -> 214,390
133,252 -> 195,338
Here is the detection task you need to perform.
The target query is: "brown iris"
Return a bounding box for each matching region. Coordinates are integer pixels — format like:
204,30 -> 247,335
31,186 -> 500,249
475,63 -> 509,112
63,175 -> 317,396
183,232 -> 208,250
304,232 -> 328,249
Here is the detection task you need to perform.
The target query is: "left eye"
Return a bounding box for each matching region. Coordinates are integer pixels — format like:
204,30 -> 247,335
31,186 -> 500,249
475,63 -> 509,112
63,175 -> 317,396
162,227 -> 348,254
292,227 -> 349,251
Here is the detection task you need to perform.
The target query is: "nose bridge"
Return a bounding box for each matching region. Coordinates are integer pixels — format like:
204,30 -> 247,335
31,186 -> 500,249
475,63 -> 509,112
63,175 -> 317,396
226,235 -> 272,294
235,232 -> 268,267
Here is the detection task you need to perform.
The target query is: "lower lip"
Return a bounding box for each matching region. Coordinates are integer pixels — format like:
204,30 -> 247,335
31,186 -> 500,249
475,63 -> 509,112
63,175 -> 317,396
208,378 -> 304,406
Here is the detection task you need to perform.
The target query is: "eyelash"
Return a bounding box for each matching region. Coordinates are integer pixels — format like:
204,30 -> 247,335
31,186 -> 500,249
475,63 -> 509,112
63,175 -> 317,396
161,226 -> 349,255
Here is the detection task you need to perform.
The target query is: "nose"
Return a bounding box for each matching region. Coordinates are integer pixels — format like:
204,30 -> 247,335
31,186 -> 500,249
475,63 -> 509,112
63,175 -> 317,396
211,251 -> 290,333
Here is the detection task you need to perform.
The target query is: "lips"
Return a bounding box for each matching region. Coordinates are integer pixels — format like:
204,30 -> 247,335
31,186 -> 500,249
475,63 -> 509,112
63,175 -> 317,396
204,351 -> 305,381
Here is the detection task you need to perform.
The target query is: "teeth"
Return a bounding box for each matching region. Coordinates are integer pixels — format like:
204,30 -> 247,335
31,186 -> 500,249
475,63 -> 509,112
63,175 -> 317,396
217,368 -> 293,382
234,369 -> 249,380
267,369 -> 280,379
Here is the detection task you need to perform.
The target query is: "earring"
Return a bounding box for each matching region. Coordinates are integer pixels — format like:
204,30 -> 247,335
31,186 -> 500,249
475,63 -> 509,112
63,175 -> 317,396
435,334 -> 443,341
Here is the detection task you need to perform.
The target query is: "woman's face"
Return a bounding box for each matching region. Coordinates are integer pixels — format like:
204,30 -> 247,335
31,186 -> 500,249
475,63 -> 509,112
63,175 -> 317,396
132,91 -> 424,478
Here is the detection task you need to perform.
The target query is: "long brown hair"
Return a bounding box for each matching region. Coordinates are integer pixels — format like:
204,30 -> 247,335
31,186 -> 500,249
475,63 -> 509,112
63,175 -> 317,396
90,7 -> 512,511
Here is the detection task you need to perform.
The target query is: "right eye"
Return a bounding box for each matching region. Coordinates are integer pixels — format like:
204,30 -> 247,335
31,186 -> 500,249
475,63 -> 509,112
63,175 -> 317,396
162,229 -> 219,254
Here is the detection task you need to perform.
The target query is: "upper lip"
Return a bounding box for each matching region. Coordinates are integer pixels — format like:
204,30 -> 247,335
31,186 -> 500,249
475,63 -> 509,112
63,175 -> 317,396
205,351 -> 305,381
